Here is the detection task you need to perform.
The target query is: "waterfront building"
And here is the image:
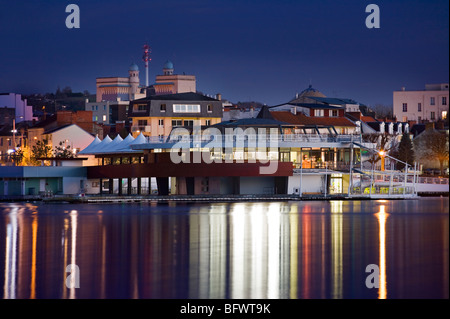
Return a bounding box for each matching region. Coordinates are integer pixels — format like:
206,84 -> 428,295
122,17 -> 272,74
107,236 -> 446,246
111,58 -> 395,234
393,83 -> 449,123
79,102 -> 373,196
128,92 -> 223,138
0,158 -> 88,196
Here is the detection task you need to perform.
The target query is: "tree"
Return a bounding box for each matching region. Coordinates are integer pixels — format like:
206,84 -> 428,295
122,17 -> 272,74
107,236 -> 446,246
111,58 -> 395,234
31,139 -> 52,165
54,141 -> 74,158
396,133 -> 415,170
372,104 -> 393,119
424,131 -> 449,176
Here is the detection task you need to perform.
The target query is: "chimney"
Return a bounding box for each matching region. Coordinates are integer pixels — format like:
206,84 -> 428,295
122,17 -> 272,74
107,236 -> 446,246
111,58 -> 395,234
291,106 -> 297,115
401,86 -> 406,91
216,93 -> 222,101
116,121 -> 125,133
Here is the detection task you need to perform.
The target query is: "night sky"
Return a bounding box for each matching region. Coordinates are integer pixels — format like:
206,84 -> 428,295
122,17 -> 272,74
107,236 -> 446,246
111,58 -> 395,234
0,0 -> 448,106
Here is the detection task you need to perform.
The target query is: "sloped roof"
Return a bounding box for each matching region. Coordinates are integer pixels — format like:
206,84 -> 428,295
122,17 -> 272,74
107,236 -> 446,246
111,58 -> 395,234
270,111 -> 356,127
78,135 -> 101,154
96,135 -> 123,153
133,92 -> 219,102
109,133 -> 135,152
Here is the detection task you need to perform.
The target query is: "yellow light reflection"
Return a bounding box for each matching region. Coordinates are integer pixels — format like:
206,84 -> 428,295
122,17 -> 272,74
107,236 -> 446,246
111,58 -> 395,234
375,205 -> 388,299
30,216 -> 38,299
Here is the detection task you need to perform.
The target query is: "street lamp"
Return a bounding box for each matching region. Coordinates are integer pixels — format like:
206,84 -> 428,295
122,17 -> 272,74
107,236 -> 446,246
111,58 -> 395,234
379,150 -> 386,171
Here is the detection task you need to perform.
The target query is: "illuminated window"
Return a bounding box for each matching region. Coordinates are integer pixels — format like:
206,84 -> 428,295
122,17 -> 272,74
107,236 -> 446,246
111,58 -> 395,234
442,111 -> 447,119
173,104 -> 200,113
314,109 -> 324,117
102,115 -> 106,122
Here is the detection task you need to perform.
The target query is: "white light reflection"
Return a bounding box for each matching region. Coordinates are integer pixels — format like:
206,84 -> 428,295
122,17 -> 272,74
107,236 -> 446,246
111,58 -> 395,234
330,201 -> 343,299
229,202 -> 287,299
3,206 -> 19,299
230,203 -> 246,299
289,205 -> 298,299
266,203 -> 281,299
375,205 -> 388,299
189,204 -> 227,299
69,210 -> 78,299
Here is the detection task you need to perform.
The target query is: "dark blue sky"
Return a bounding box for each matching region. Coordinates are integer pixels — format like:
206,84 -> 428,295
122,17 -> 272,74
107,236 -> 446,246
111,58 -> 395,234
0,0 -> 448,106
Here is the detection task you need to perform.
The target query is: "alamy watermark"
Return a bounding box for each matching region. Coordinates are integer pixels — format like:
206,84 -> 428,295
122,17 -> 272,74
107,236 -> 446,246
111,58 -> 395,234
365,4 -> 380,29
65,264 -> 80,289
365,264 -> 380,289
169,125 -> 279,174
65,4 -> 80,29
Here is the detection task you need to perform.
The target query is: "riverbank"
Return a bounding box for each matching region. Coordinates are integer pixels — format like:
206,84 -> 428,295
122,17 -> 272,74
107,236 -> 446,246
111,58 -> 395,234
3,193 -> 443,204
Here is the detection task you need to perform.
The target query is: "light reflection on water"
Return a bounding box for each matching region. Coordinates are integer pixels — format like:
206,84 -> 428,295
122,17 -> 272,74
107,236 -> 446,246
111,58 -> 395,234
0,198 -> 448,299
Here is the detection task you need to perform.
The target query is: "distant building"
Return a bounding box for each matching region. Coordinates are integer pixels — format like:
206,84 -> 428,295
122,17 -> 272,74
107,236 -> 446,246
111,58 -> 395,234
271,85 -> 359,134
128,92 -> 223,138
393,83 -> 449,123
85,100 -> 129,125
0,93 -> 36,124
28,110 -> 102,151
150,61 -> 196,95
86,63 -> 147,125
95,63 -> 146,103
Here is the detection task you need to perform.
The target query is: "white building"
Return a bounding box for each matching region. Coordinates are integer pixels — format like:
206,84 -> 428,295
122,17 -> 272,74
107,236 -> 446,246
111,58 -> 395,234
0,93 -> 36,123
393,83 -> 449,123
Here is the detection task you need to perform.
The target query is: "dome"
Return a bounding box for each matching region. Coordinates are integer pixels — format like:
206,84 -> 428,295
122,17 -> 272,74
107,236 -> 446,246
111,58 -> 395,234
163,60 -> 174,69
298,85 -> 326,98
129,63 -> 139,71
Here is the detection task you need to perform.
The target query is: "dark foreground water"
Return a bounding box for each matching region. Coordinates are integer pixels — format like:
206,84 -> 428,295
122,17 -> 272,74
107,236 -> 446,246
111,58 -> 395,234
0,198 -> 448,299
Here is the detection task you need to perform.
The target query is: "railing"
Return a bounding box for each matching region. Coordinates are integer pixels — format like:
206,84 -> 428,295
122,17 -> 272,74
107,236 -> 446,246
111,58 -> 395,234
367,173 -> 449,185
144,133 -> 363,145
293,161 -> 351,171
351,186 -> 415,195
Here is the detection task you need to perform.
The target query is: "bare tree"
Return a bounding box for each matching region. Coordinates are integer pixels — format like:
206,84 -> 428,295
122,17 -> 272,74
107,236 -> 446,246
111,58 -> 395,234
362,133 -> 395,169
371,104 -> 393,119
423,131 -> 449,175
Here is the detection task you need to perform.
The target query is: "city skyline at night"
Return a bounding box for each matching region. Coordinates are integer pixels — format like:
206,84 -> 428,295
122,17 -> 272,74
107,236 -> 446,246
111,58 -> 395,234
0,0 -> 448,107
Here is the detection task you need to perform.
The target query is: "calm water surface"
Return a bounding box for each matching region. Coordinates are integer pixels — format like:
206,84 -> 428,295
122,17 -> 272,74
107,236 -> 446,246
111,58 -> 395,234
0,198 -> 448,299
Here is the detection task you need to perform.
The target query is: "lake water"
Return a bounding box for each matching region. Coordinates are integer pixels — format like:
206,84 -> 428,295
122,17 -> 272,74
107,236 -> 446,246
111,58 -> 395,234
0,198 -> 448,299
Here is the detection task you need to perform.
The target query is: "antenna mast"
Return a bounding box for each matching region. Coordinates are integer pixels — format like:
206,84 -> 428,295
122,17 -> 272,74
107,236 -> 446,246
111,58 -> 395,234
142,44 -> 151,87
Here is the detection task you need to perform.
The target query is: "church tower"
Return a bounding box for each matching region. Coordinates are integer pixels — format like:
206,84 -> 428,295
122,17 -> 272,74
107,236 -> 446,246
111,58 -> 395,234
128,63 -> 140,99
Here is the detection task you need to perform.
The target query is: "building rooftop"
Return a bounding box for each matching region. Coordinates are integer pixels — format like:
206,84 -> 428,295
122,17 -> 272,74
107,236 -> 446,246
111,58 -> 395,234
134,92 -> 219,102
